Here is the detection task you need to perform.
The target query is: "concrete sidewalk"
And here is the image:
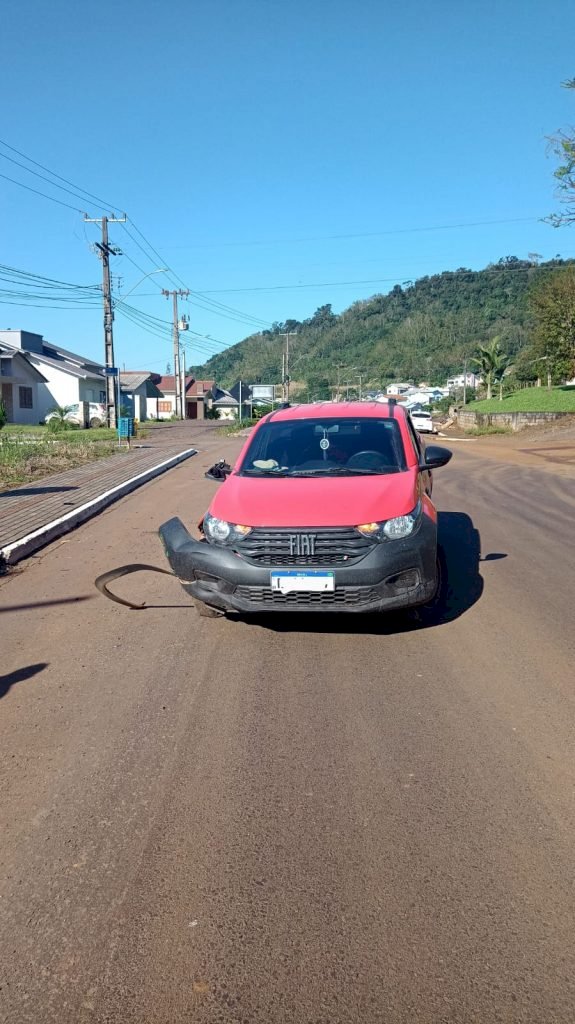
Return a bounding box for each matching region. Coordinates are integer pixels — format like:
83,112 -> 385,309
0,439 -> 197,566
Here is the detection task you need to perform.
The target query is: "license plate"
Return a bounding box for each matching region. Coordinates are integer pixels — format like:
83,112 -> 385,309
270,570 -> 335,594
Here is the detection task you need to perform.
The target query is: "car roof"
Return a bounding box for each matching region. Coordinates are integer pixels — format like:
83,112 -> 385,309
265,401 -> 407,423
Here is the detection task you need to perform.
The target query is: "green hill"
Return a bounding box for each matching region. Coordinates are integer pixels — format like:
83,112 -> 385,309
192,257 -> 573,397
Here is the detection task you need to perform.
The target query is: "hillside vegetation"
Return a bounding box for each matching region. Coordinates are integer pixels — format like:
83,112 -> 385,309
192,257 -> 574,395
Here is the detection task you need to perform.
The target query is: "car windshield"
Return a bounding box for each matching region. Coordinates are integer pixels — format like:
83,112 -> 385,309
239,416 -> 407,477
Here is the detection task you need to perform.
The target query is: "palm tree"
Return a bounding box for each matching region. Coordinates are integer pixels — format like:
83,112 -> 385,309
472,337 -> 509,400
47,405 -> 73,429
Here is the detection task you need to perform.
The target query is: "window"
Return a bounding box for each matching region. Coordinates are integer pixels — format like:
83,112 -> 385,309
99,391 -> 106,402
158,401 -> 172,413
240,417 -> 407,477
1,359 -> 11,377
19,386 -> 33,409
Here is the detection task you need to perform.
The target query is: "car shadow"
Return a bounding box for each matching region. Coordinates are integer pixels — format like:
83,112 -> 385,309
0,663 -> 49,700
245,511 -> 487,636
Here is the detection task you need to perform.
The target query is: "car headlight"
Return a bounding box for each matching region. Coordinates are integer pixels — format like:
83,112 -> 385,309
203,510 -> 252,545
357,501 -> 422,541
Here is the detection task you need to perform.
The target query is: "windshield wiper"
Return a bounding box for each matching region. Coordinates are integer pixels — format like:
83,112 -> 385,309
242,467 -> 290,476
287,466 -> 391,477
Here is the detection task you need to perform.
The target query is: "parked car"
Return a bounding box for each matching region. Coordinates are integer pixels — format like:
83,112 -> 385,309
410,409 -> 437,434
45,402 -> 106,428
159,401 -> 452,617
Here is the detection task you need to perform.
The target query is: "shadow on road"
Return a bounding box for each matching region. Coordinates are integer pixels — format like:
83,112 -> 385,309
0,486 -> 78,498
250,511 -> 488,636
0,663 -> 49,700
0,596 -> 95,614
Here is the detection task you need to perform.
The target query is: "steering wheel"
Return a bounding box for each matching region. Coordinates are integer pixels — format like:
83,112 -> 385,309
346,450 -> 384,468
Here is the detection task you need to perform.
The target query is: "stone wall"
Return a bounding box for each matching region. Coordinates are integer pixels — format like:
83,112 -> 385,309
456,410 -> 571,432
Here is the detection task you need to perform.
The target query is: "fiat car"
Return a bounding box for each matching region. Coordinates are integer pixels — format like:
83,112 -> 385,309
159,401 -> 452,616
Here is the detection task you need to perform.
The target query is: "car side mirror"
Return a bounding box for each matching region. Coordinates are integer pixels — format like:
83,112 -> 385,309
419,445 -> 452,471
205,459 -> 232,481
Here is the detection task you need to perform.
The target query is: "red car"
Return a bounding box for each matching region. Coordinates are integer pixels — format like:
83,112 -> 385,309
160,401 -> 452,616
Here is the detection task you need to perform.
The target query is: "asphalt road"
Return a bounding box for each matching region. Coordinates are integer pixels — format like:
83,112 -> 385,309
1,422 -> 574,1023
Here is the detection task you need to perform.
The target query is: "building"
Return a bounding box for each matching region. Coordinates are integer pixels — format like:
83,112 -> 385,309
446,373 -> 481,391
119,372 -> 164,421
0,330 -> 107,422
210,385 -> 239,420
149,376 -> 216,419
0,341 -> 47,424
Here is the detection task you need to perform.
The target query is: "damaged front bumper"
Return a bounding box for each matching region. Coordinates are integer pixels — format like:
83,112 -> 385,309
159,516 -> 439,615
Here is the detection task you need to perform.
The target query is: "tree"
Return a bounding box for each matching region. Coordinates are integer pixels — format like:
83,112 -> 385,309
547,78 -> 575,226
46,405 -> 73,431
472,337 -> 508,400
528,266 -> 575,382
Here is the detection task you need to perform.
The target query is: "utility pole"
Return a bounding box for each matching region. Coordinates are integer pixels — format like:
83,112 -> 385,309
180,345 -> 186,419
163,290 -> 189,417
279,332 -> 297,403
463,357 -> 468,406
85,213 -> 126,428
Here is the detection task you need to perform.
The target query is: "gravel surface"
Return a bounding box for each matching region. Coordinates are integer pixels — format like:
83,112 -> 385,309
1,424 -> 574,1023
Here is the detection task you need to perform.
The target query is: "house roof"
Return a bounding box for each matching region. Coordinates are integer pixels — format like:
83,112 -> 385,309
211,386 -> 238,407
187,379 -> 215,397
0,343 -> 48,383
120,372 -> 153,389
151,374 -> 194,395
150,375 -> 214,398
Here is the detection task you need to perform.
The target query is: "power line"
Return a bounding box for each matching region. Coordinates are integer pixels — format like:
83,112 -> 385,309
0,171 -> 84,212
159,216 -> 542,249
196,261 -> 575,294
119,220 -> 271,329
0,137 -> 121,211
0,150 -> 112,212
0,137 -> 271,331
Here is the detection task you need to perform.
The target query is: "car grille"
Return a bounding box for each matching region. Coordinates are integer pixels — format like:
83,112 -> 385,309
238,527 -> 373,567
235,585 -> 381,607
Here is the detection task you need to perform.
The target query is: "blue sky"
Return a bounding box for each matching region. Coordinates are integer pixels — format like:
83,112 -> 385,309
2,0 -> 574,373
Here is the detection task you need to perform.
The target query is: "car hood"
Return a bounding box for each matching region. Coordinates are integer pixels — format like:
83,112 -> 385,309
209,470 -> 419,528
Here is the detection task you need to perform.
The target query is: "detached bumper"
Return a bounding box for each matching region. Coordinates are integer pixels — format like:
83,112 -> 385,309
159,516 -> 438,615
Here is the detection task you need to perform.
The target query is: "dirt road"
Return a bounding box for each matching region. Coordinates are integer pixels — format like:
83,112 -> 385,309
1,423 -> 574,1023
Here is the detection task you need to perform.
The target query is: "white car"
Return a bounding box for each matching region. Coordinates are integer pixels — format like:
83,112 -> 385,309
410,409 -> 437,434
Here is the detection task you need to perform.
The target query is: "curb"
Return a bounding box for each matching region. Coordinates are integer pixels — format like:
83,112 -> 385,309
1,447 -> 197,566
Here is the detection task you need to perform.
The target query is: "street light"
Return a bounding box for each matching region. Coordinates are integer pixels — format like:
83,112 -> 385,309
118,268 -> 168,299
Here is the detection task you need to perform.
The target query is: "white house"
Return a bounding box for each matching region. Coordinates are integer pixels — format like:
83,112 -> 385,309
211,385 -> 239,420
386,382 -> 413,396
0,342 -> 47,424
119,372 -> 164,421
0,330 -> 107,421
406,387 -> 447,407
446,373 -> 481,391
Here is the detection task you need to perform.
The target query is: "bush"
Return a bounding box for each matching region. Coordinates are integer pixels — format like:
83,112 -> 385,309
47,417 -> 72,433
0,398 -> 6,430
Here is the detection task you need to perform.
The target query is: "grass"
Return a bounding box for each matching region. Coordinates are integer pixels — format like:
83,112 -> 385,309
218,418 -> 258,436
0,431 -> 119,489
465,386 -> 575,414
2,423 -> 118,441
